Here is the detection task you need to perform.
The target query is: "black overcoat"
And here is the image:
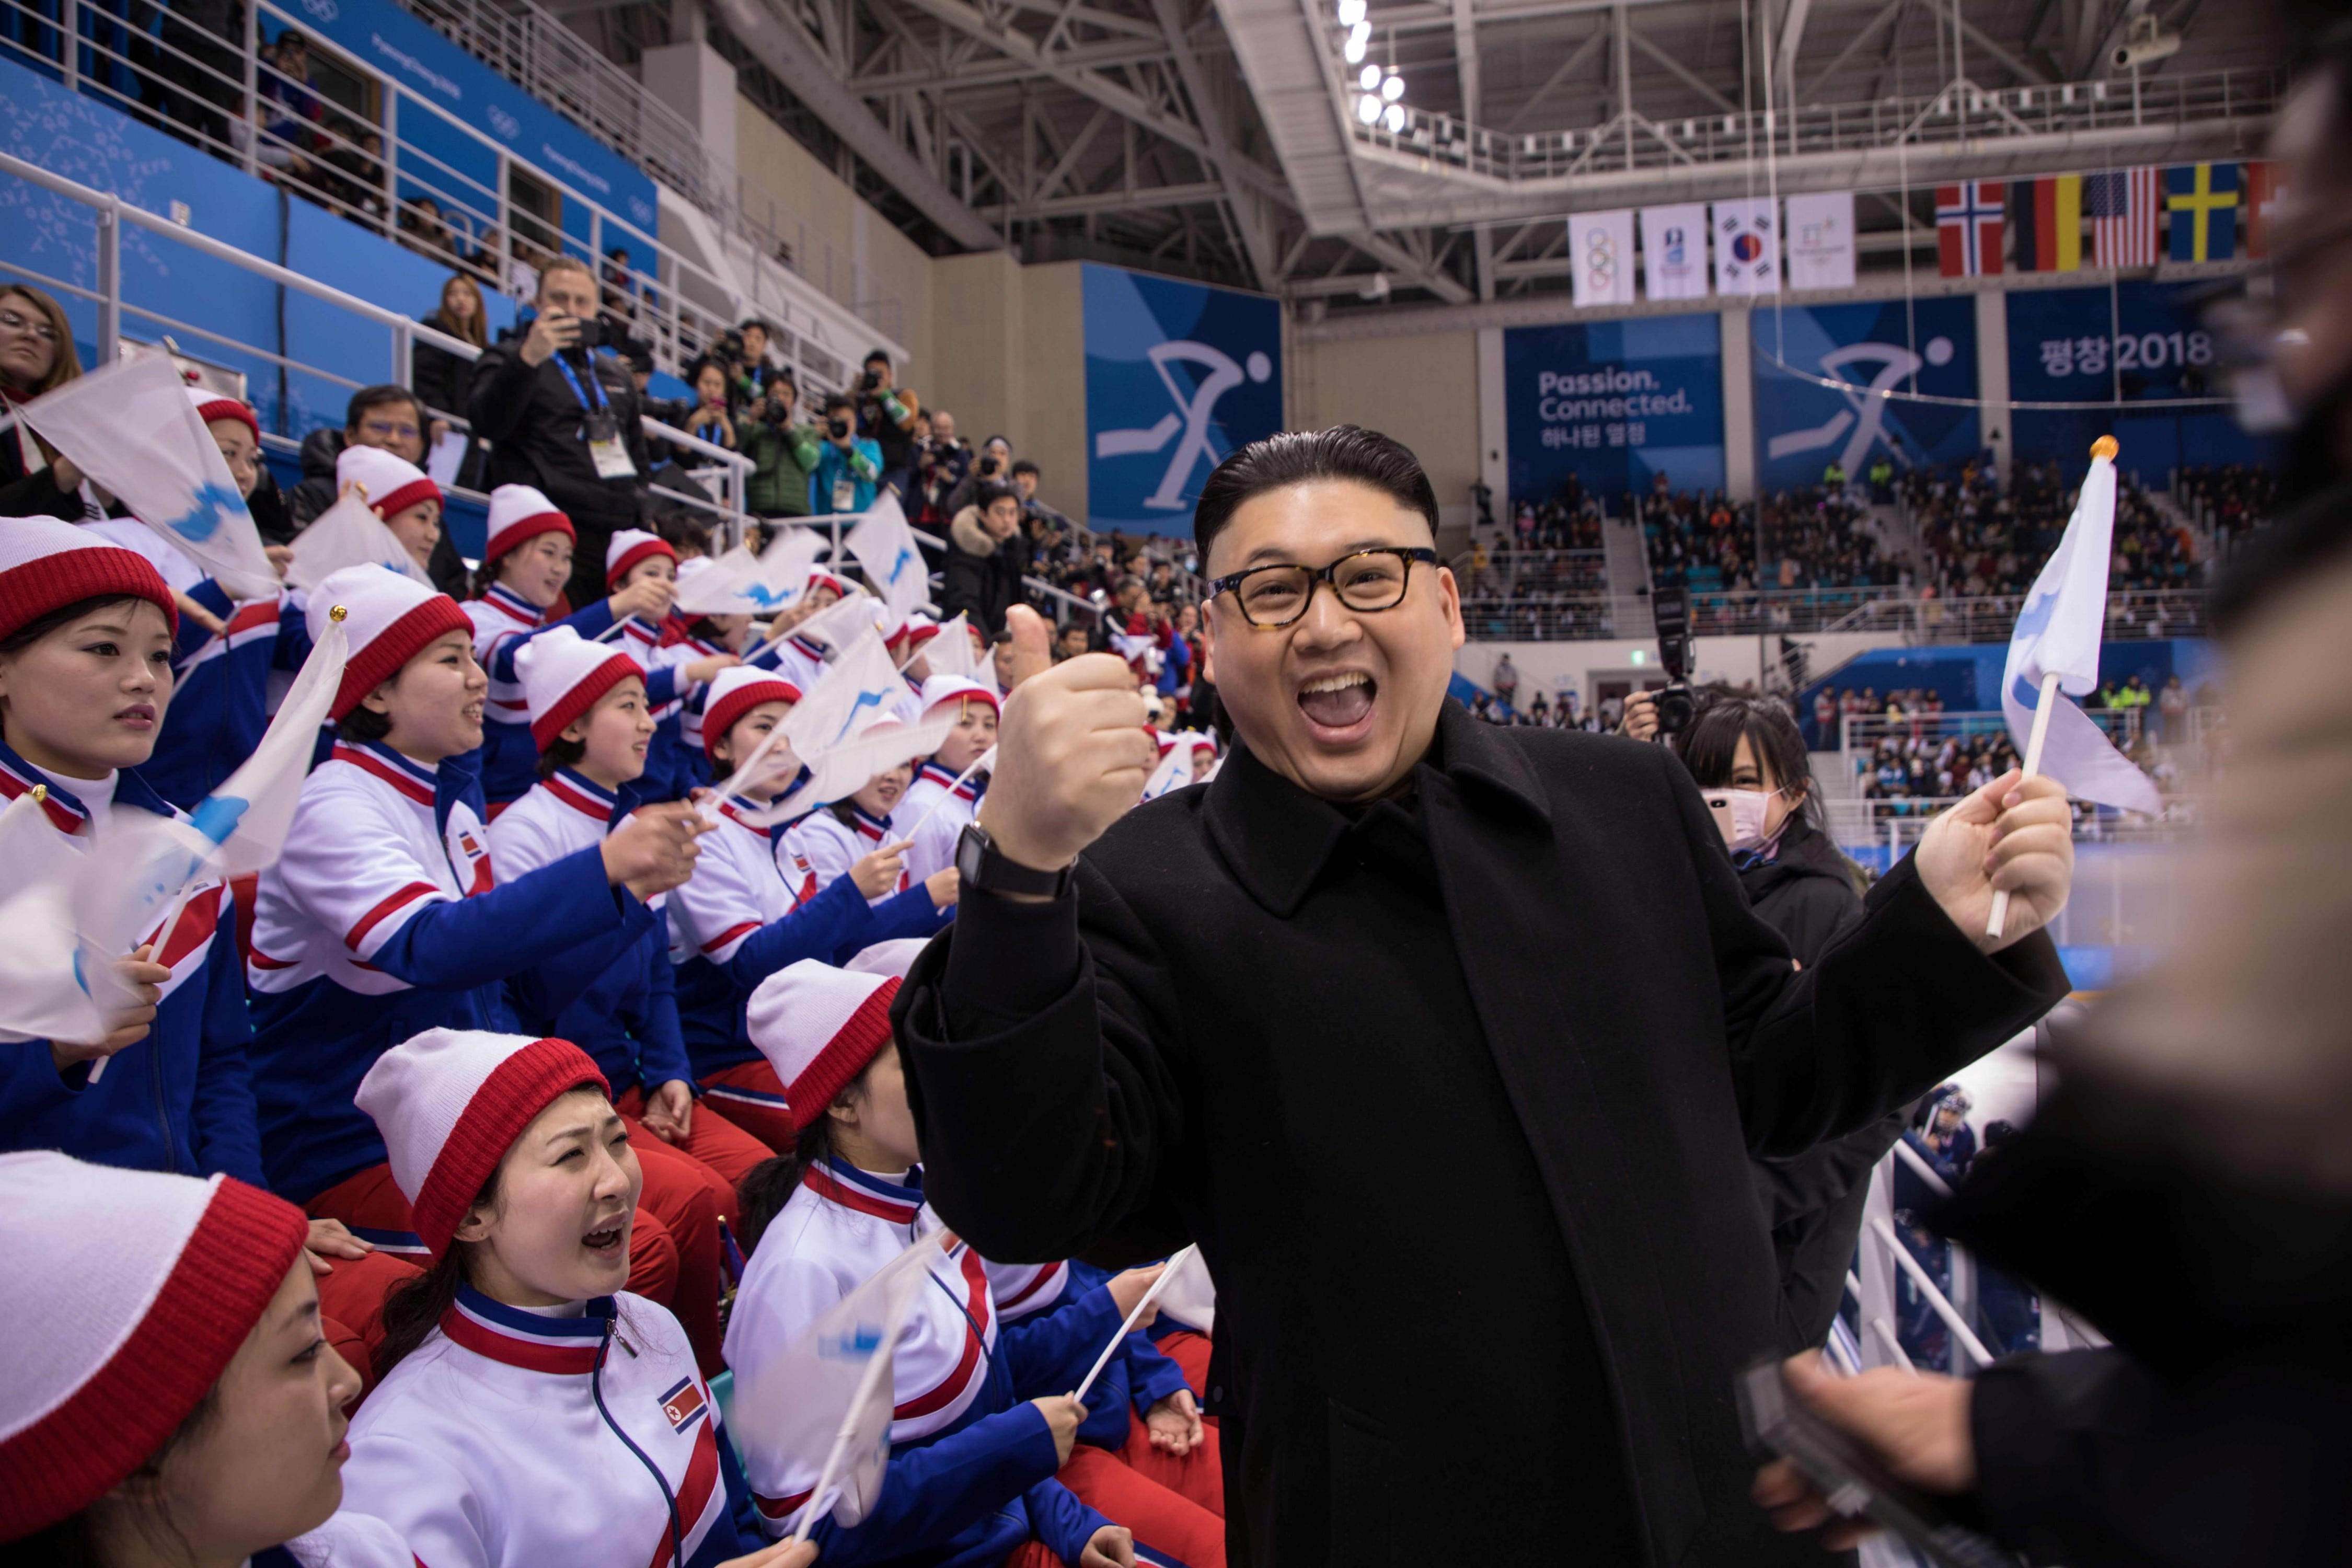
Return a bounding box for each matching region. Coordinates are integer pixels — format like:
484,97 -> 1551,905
895,702 -> 2067,1565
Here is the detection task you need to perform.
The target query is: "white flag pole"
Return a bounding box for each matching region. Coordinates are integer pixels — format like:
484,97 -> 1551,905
1071,1246 -> 1194,1405
899,747 -> 995,844
89,882 -> 194,1087
593,617 -> 636,643
789,1327 -> 903,1547
699,722 -> 793,824
1985,668 -> 2065,942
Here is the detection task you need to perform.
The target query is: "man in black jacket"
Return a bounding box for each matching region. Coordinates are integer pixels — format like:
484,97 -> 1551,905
894,425 -> 2076,1566
283,384 -> 467,596
466,255 -> 650,609
941,479 -> 1031,637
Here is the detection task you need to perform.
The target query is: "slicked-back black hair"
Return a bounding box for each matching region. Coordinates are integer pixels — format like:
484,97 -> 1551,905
1193,425 -> 1438,566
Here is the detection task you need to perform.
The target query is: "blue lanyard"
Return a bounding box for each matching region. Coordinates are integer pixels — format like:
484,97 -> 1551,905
551,349 -> 606,414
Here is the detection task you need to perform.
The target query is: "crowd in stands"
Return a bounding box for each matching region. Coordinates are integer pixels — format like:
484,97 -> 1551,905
1909,458 -> 2205,598
2175,461 -> 2279,555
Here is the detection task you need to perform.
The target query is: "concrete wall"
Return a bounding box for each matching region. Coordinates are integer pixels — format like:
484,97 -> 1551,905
1292,328 -> 1482,531
914,256 -> 1090,522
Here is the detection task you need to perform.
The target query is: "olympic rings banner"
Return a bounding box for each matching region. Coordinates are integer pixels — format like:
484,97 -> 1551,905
1083,263 -> 1283,535
1751,297 -> 1980,492
1504,314 -> 1725,503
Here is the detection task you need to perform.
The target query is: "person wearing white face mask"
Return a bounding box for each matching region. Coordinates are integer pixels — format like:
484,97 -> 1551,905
1674,696 -> 1901,1354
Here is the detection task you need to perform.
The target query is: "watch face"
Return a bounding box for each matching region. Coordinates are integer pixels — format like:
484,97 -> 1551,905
956,823 -> 988,881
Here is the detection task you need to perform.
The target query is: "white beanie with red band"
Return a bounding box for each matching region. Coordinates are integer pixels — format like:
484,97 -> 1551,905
186,385 -> 260,444
916,673 -> 997,718
0,514 -> 180,642
701,664 -> 802,761
354,1028 -> 610,1259
514,626 -> 644,751
745,961 -> 900,1135
307,563 -> 474,721
336,444 -> 440,520
605,528 -> 675,589
481,483 -> 575,571
0,1152 -> 309,1542
885,612 -> 940,652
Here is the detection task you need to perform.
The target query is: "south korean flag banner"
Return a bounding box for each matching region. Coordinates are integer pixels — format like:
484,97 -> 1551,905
1712,198 -> 1782,296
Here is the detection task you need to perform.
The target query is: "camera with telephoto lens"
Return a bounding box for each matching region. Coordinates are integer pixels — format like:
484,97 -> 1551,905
828,414 -> 851,438
859,368 -> 882,393
1651,586 -> 1697,736
977,454 -> 1002,478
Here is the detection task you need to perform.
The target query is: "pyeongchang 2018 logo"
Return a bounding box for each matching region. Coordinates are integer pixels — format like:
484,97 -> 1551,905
299,0 -> 338,21
486,104 -> 521,140
1093,341 -> 1274,512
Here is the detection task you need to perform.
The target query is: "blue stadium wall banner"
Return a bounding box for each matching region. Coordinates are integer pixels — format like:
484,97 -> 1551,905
2006,281 -> 2274,480
1083,263 -> 1282,535
1504,313 -> 1725,503
265,0 -> 659,252
1752,297 -> 1979,491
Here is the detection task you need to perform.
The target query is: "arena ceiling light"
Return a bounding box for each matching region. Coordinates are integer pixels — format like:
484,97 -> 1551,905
1344,21 -> 1370,62
1335,0 -> 1365,24
1357,91 -> 1382,123
1359,63 -> 1382,89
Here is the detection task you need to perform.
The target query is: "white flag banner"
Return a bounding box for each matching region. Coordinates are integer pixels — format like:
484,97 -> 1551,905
1569,209 -> 1638,307
2000,448 -> 2161,814
1154,1243 -> 1216,1335
17,353 -> 278,598
674,545 -> 803,617
729,1234 -> 938,1538
1711,198 -> 1781,296
757,526 -> 828,602
0,792 -> 110,1044
201,606 -> 349,875
1785,190 -> 1858,291
846,492 -> 932,624
923,612 -> 981,679
1139,744 -> 1191,802
287,495 -> 434,592
726,628 -> 951,826
785,591 -> 884,658
1641,204 -> 1711,300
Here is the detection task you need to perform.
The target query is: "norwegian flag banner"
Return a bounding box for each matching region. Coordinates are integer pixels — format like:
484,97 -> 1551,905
1936,182 -> 2004,276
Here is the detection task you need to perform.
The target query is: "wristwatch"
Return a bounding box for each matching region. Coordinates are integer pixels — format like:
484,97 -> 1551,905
956,822 -> 1075,899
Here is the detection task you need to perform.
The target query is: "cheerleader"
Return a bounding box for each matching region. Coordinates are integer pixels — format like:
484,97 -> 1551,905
0,1151 -> 416,1568
724,961 -> 1225,1568
883,614 -> 939,719
463,485 -> 678,811
333,445 -> 442,579
603,529 -> 737,802
768,569 -> 860,695
338,1029 -> 814,1568
141,388 -> 313,811
665,668 -> 930,1149
492,628 -> 773,1371
780,718 -> 958,928
244,567 -> 705,1294
898,675 -> 997,883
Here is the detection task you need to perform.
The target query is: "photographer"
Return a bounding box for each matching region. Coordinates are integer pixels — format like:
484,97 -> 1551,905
468,255 -> 651,610
809,391 -> 883,515
943,433 -> 1013,518
914,407 -> 972,524
737,373 -> 818,520
732,318 -> 784,413
853,348 -> 920,502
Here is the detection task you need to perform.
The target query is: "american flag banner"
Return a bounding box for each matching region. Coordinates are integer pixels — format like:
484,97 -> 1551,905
1935,182 -> 2003,276
2086,167 -> 2160,268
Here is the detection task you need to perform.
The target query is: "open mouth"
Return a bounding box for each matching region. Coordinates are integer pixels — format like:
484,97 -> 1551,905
114,704 -> 157,728
1296,670 -> 1376,737
582,1225 -> 625,1253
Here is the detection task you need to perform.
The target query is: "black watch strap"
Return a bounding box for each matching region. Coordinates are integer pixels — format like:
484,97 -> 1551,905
956,822 -> 1074,898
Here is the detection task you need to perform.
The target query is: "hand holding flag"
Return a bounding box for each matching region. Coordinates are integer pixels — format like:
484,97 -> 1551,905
714,627 -> 953,827
1072,1247 -> 1196,1404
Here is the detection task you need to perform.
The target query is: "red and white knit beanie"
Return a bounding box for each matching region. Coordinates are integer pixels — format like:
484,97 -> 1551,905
885,613 -> 940,654
482,484 -> 575,572
605,528 -> 675,589
186,385 -> 260,444
745,961 -> 900,1134
514,626 -> 644,751
701,664 -> 802,762
806,567 -> 854,601
844,938 -> 929,982
337,444 -> 440,520
307,563 -> 472,720
916,674 -> 998,719
0,1152 -> 308,1542
0,514 -> 178,642
354,1029 -> 610,1259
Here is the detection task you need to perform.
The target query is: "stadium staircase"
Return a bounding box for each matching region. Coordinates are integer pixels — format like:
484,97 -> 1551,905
1600,512 -> 1656,640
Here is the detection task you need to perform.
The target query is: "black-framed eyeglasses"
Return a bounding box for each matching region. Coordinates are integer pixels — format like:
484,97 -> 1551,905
1208,547 -> 1438,628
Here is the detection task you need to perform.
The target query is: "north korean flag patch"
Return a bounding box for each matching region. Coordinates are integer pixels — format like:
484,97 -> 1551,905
659,1377 -> 708,1433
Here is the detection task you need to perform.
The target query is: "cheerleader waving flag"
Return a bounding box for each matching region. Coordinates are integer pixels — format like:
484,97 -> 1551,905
15,352 -> 279,598
846,491 -> 931,624
716,627 -> 954,828
287,492 -> 435,591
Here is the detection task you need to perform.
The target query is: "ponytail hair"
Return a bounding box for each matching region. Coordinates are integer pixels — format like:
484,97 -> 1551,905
737,1054 -> 884,1255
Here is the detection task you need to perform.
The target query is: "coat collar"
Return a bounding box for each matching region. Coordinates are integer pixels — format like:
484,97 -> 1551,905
0,739 -> 172,832
1202,700 -> 1552,919
440,1283 -> 616,1375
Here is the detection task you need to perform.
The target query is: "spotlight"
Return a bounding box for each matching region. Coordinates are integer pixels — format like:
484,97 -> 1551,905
1344,20 -> 1369,61
1357,93 -> 1381,123
1382,102 -> 1405,133
1382,73 -> 1404,100
1336,0 -> 1365,24
1360,63 -> 1381,89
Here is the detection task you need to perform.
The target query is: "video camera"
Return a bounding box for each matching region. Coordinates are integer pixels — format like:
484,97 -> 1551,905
1651,586 -> 1697,736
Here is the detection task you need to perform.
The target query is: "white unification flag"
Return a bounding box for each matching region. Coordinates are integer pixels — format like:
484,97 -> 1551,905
924,612 -> 981,679
757,526 -> 828,602
1140,743 -> 1191,803
17,353 -> 278,598
1569,209 -> 1638,307
0,792 -> 110,1044
786,590 -> 884,658
287,495 -> 433,592
203,604 -> 349,874
729,628 -> 953,826
846,492 -> 932,624
1641,204 -> 1711,300
675,545 -> 804,617
1712,198 -> 1781,296
1154,1243 -> 1216,1335
2000,448 -> 2162,814
728,1233 -> 937,1537
1785,190 -> 1857,291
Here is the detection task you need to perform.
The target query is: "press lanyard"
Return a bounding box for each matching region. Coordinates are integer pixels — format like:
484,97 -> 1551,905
552,350 -> 607,413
